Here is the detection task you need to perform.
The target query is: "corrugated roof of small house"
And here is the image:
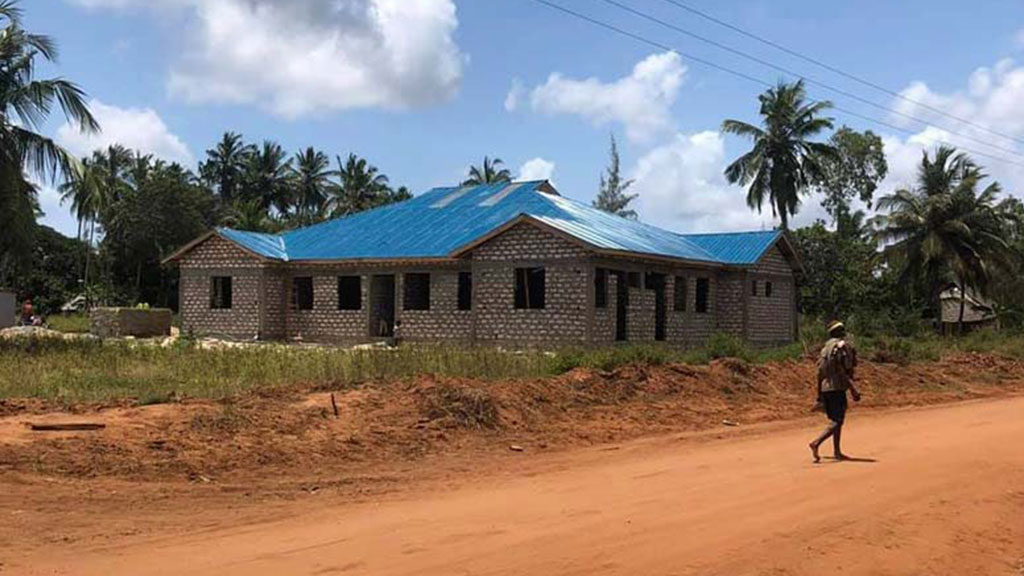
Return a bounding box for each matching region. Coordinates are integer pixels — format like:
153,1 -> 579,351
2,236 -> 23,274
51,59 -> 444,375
682,230 -> 784,266
167,181 -> 793,268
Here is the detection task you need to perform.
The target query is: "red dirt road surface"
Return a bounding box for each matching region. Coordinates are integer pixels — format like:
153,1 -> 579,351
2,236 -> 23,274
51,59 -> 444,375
18,396 -> 1024,576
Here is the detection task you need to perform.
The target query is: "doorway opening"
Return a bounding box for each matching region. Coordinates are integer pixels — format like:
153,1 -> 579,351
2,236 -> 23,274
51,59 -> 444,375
369,274 -> 395,338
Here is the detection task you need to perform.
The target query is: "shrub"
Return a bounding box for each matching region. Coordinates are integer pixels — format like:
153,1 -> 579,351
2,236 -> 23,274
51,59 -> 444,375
705,332 -> 750,361
421,384 -> 500,429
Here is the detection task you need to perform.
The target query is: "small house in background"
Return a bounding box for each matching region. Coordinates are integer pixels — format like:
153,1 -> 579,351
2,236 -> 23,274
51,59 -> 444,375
940,285 -> 999,334
164,181 -> 802,347
0,291 -> 14,329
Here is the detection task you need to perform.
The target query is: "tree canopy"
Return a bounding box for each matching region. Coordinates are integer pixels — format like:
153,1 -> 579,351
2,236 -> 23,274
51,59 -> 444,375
722,80 -> 837,229
463,156 -> 511,186
0,0 -> 97,283
593,135 -> 637,219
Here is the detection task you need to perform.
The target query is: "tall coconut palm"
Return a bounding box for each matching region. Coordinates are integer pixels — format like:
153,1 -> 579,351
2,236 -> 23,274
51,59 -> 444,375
463,156 -> 511,186
291,147 -> 333,221
873,146 -> 1015,332
721,80 -> 836,229
244,140 -> 293,214
0,0 -> 98,277
58,159 -> 102,281
200,132 -> 253,204
330,153 -> 390,217
90,144 -> 133,203
71,145 -> 131,289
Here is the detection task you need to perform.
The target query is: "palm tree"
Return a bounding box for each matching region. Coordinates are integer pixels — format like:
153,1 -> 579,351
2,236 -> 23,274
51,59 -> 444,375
200,132 -> 253,204
0,0 -> 98,276
721,80 -> 836,229
226,198 -> 279,233
463,156 -> 511,186
330,153 -> 390,217
244,141 -> 294,215
91,144 -> 133,203
74,145 -> 131,289
389,185 -> 413,203
291,147 -> 333,222
59,159 -> 102,281
873,146 -> 1015,333
126,151 -> 164,191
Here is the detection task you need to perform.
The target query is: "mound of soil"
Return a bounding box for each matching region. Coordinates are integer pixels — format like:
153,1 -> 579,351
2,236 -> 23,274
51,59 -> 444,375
1,353 -> 1022,488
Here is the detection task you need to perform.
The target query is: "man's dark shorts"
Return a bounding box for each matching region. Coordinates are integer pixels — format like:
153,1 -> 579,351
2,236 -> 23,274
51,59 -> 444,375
822,390 -> 848,425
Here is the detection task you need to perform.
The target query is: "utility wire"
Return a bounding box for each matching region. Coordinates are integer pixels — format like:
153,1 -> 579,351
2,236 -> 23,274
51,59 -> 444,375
526,0 -> 1024,170
652,0 -> 1024,148
595,0 -> 1024,160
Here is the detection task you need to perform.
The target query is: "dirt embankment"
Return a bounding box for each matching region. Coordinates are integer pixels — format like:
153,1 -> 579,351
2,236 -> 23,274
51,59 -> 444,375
1,353 -> 1021,486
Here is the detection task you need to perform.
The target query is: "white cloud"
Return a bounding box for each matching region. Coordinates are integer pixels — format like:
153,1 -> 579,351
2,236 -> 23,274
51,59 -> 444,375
524,51 -> 685,142
74,0 -> 465,118
630,131 -> 779,232
882,59 -> 1024,204
56,99 -> 193,164
518,157 -> 555,182
71,0 -> 143,7
891,59 -> 1024,140
628,130 -> 835,233
505,78 -> 523,112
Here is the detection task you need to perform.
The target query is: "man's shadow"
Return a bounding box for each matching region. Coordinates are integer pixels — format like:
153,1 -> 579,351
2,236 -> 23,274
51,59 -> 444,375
819,455 -> 878,464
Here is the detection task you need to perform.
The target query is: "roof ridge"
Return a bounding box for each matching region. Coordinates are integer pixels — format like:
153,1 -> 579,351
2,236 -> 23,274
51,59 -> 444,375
533,189 -> 721,263
680,229 -> 780,237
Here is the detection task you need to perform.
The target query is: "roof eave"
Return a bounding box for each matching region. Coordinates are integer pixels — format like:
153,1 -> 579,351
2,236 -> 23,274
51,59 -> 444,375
161,229 -> 278,266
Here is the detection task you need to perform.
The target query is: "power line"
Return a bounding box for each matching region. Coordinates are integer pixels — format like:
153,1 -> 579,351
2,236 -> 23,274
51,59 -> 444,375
525,0 -> 1024,170
651,0 -> 1024,148
594,0 -> 1024,160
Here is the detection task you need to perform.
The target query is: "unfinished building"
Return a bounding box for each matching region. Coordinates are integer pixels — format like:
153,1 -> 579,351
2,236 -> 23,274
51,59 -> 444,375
165,181 -> 801,346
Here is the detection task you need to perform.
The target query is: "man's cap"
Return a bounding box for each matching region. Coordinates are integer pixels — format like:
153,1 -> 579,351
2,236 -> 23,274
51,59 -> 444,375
827,320 -> 845,334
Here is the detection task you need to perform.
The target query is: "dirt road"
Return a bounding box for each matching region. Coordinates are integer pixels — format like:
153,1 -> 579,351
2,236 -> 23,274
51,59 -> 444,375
17,396 -> 1024,576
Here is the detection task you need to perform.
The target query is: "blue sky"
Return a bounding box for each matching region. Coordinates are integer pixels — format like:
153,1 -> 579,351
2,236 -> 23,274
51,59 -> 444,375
28,0 -> 1024,237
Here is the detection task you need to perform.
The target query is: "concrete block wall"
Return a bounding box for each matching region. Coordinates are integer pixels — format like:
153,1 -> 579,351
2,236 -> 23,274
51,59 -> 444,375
286,273 -> 369,341
592,271 -> 618,343
626,281 -> 656,342
472,223 -> 589,345
665,273 -> 717,345
715,271 -> 746,338
261,268 -> 288,340
396,270 -> 473,341
90,307 -> 172,338
747,246 -> 797,344
179,236 -> 266,339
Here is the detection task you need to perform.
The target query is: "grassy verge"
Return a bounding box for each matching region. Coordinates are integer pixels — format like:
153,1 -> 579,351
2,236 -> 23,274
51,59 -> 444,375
0,338 -> 556,404
2,328 -> 1022,405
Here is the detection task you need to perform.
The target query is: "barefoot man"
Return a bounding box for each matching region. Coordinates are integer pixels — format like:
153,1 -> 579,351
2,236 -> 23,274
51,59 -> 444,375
810,320 -> 861,462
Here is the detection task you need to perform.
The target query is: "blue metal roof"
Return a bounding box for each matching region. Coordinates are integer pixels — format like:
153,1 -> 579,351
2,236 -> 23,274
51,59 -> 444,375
218,228 -> 289,260
212,181 -> 783,267
680,230 -> 783,265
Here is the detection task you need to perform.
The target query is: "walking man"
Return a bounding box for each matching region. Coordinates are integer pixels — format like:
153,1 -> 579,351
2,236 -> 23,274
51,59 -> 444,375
810,320 -> 861,462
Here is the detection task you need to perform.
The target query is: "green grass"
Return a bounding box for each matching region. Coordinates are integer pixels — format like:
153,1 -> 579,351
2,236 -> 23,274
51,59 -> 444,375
0,338 -> 557,404
5,327 -> 1021,405
46,314 -> 91,334
0,334 -> 805,404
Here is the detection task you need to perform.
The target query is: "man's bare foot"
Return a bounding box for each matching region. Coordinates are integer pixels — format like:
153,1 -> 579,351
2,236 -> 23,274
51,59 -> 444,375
809,442 -> 820,463
834,453 -> 848,461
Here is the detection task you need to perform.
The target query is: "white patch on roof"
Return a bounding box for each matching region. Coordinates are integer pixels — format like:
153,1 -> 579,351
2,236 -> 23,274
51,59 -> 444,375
478,182 -> 523,207
430,186 -> 472,208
